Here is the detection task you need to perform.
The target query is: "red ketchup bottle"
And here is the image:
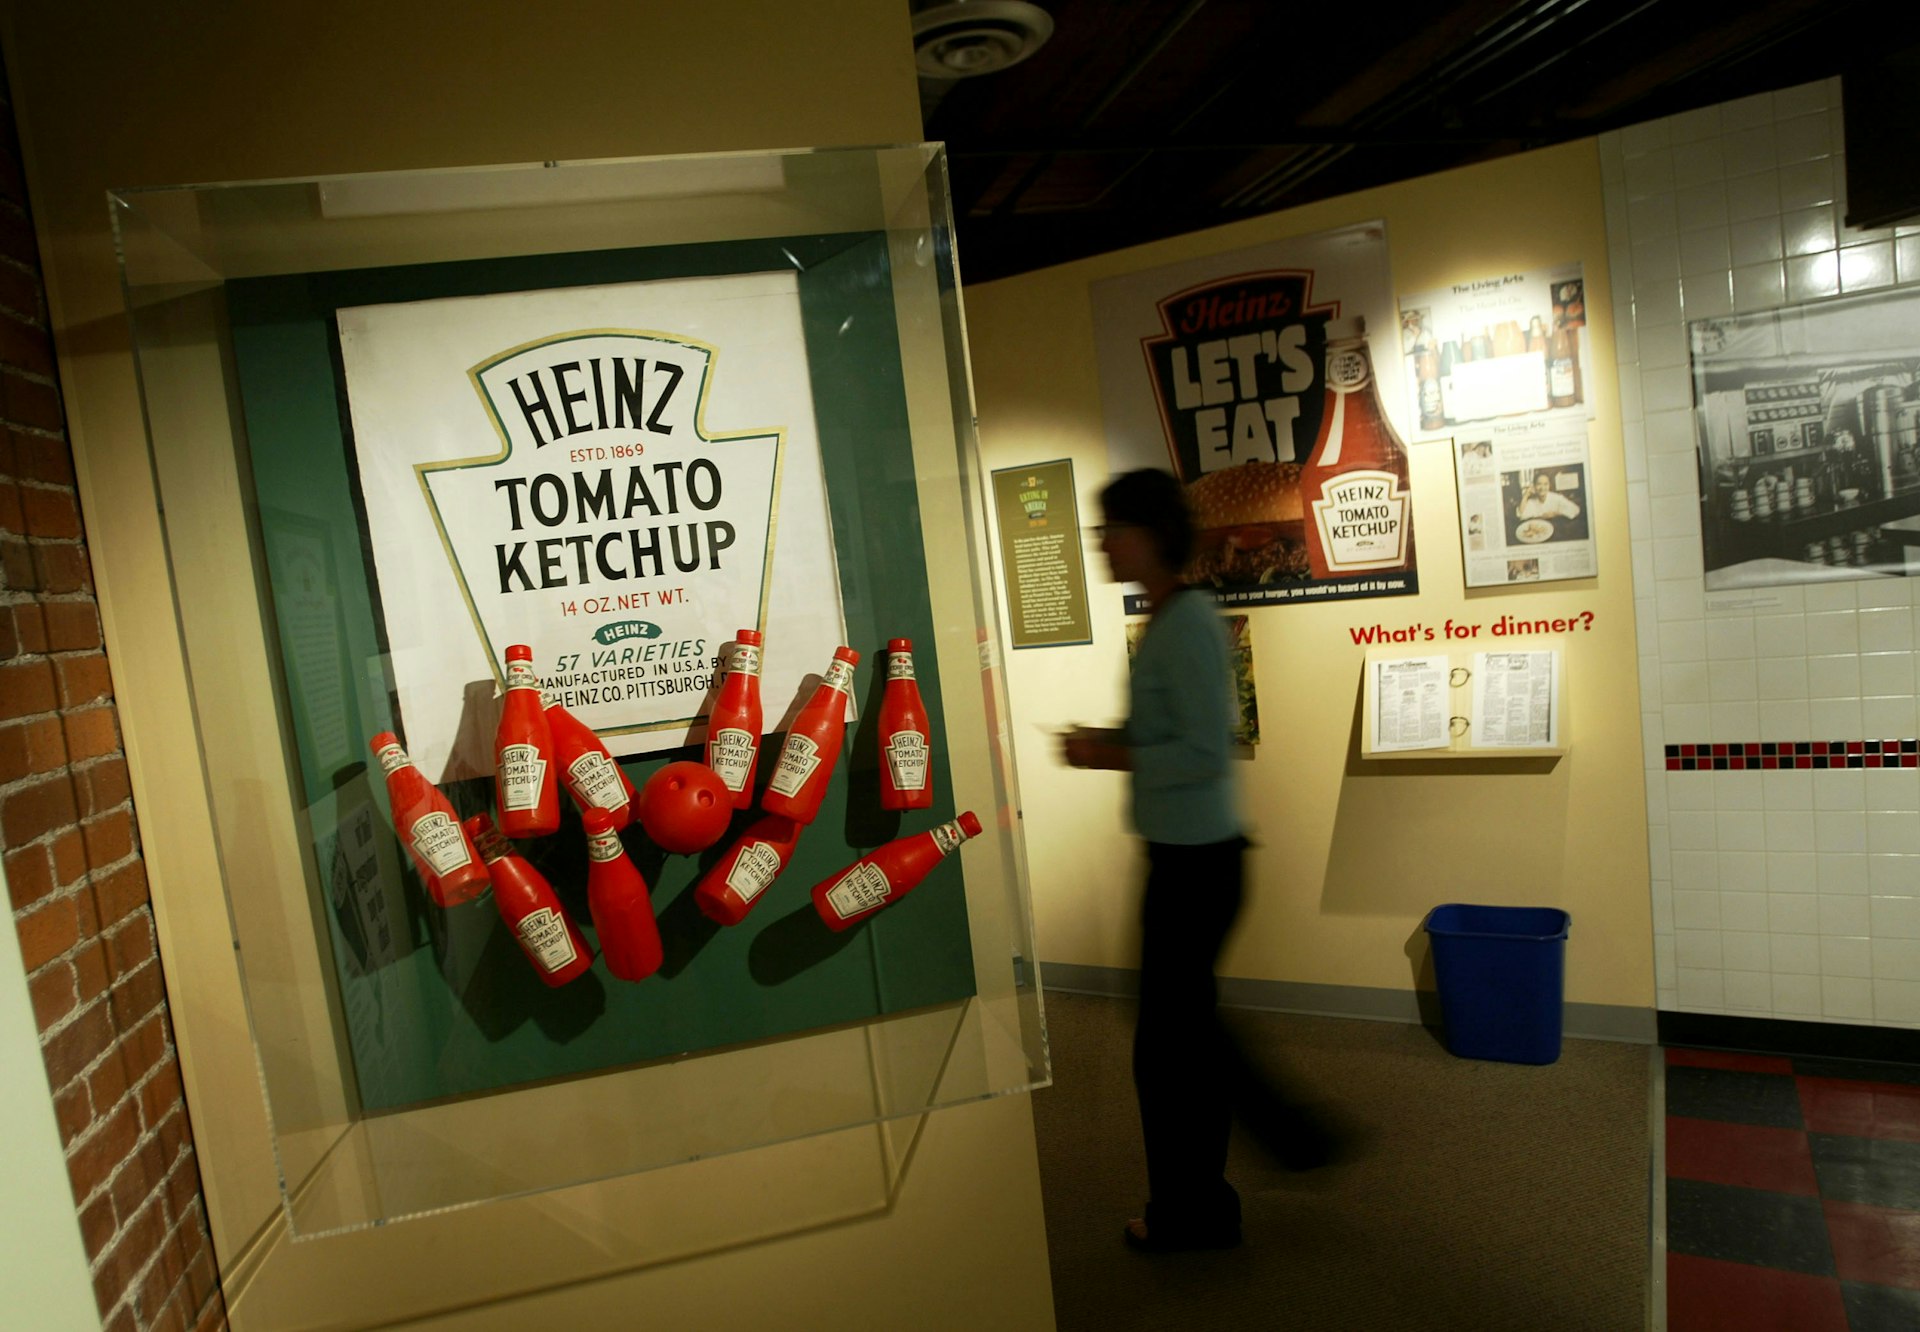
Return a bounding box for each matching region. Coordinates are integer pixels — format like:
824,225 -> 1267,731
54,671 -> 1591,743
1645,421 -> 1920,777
762,646 -> 859,825
693,814 -> 803,926
494,644 -> 560,838
369,732 -> 489,907
1299,316 -> 1416,581
582,809 -> 662,981
463,813 -> 593,986
878,637 -> 933,811
811,811 -> 982,932
545,691 -> 636,830
705,629 -> 764,809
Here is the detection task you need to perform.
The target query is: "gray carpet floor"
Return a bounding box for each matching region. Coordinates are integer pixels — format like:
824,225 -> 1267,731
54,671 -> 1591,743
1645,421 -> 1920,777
1031,992 -> 1651,1331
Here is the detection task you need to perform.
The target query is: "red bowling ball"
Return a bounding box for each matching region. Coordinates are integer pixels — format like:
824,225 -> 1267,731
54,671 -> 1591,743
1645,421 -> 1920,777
637,761 -> 734,854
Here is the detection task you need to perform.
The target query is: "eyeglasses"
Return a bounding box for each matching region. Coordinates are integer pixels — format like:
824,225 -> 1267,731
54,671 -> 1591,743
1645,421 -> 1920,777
1087,521 -> 1139,538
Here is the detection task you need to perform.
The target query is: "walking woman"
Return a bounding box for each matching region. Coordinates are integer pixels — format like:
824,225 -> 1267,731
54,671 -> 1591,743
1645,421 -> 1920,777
1061,468 -> 1251,1251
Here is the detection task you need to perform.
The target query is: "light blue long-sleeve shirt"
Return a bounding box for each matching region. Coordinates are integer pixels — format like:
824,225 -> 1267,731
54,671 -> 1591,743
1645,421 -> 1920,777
1124,589 -> 1240,845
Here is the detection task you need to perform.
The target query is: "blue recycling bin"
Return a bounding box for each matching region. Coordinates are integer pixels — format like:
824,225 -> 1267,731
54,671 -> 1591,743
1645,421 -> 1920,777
1423,904 -> 1571,1065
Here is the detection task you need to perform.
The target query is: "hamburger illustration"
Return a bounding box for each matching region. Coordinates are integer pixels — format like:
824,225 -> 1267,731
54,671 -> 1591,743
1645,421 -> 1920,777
1183,461 -> 1310,585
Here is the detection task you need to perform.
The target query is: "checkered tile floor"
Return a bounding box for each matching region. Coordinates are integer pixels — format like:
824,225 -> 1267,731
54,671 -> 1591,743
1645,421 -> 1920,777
1665,1047 -> 1920,1331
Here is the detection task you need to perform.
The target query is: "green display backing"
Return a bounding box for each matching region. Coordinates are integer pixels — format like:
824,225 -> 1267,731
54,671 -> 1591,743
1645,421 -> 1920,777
226,233 -> 974,1112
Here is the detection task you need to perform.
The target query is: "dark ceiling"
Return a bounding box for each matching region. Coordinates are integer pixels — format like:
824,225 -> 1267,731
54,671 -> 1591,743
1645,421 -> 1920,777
920,0 -> 1920,284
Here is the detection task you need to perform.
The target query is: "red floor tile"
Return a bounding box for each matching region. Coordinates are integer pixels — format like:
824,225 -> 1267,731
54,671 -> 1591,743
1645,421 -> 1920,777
1824,1199 -> 1920,1290
1667,1252 -> 1848,1332
1799,1077 -> 1920,1144
1667,1116 -> 1819,1195
1667,1047 -> 1796,1075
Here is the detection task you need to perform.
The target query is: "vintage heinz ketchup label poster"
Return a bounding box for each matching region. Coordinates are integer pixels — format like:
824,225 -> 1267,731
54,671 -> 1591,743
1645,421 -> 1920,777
1089,221 -> 1417,609
339,274 -> 847,781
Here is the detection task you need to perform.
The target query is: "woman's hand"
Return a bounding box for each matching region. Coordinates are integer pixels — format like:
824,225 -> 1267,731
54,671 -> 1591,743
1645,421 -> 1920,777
1060,726 -> 1131,771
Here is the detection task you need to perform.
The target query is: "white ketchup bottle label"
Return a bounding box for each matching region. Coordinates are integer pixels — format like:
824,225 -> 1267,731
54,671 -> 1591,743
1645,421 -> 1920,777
515,907 -> 578,972
567,751 -> 627,811
930,819 -> 966,855
499,743 -> 548,812
769,734 -> 822,797
709,728 -> 756,792
884,731 -> 930,791
726,842 -> 784,904
411,811 -> 472,875
824,862 -> 892,920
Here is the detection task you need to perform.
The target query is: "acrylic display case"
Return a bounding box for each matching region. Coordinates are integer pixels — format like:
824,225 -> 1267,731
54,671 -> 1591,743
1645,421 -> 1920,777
111,144 -> 1047,1238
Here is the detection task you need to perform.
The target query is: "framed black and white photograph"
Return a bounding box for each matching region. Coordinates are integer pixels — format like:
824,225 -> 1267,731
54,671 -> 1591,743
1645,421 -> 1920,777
1692,285 -> 1920,591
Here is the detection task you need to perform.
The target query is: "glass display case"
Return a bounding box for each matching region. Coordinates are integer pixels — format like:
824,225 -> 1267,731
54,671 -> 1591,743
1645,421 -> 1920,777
110,144 -> 1047,1237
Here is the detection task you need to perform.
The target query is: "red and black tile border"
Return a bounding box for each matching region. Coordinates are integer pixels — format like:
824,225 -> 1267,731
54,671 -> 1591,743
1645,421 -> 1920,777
1666,741 -> 1920,771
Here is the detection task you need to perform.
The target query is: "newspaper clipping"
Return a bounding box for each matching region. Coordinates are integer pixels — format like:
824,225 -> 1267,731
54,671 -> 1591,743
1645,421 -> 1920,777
1454,418 -> 1597,588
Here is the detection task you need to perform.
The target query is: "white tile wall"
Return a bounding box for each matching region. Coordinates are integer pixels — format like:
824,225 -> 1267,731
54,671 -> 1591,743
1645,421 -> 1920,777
1606,78 -> 1920,1029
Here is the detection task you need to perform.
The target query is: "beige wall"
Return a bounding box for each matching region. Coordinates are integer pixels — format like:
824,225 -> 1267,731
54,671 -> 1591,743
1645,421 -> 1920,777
969,142 -> 1655,1011
1,4 -> 1053,1329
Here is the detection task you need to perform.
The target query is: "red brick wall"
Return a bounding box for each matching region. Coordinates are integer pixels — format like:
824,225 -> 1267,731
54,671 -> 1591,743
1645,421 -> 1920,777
0,70 -> 227,1332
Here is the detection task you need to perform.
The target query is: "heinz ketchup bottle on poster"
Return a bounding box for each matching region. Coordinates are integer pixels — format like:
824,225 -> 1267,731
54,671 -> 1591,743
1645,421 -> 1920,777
878,638 -> 932,811
582,809 -> 662,982
1300,316 -> 1416,580
705,629 -> 764,809
494,644 -> 560,838
544,691 -> 636,829
762,646 -> 859,825
693,814 -> 803,927
369,732 -> 489,907
812,812 -> 982,932
463,813 -> 593,986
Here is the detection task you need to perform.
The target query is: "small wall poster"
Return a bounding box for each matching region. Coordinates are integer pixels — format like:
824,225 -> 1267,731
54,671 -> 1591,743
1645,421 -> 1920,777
1125,612 -> 1259,746
1398,263 -> 1592,434
1454,419 -> 1598,587
1089,221 -> 1417,609
992,459 -> 1093,648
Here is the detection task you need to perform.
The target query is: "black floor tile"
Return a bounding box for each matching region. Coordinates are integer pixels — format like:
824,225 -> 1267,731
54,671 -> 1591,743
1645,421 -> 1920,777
1809,1134 -> 1920,1210
1841,1281 -> 1920,1332
1793,1056 -> 1920,1087
1666,1177 -> 1835,1276
1666,1066 -> 1806,1129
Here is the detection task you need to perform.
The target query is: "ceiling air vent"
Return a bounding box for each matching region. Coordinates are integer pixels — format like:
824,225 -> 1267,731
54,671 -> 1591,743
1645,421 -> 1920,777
912,1 -> 1054,79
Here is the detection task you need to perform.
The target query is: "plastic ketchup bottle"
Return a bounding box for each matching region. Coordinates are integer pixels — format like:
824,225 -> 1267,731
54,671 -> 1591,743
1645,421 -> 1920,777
878,637 -> 933,811
463,812 -> 594,986
544,691 -> 636,830
693,814 -> 803,927
369,732 -> 489,907
494,644 -> 560,838
582,809 -> 662,981
811,811 -> 982,932
705,629 -> 764,809
762,646 -> 859,825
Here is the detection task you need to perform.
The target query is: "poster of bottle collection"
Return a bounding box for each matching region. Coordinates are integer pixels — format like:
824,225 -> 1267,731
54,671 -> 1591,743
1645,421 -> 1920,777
1453,419 -> 1598,587
337,274 -> 849,781
1396,262 -> 1593,434
1689,284 -> 1920,591
1089,221 -> 1418,610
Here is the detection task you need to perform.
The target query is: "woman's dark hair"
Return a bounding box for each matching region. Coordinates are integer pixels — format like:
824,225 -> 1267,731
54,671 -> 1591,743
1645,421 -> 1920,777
1100,468 -> 1194,570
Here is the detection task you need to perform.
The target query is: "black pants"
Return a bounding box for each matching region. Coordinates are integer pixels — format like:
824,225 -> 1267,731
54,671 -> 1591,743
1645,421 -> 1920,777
1135,835 -> 1247,1238
1135,836 -> 1335,1237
